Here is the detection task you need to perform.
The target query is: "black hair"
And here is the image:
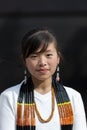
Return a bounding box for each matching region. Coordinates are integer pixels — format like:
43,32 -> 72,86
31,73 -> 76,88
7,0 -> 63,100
21,28 -> 60,60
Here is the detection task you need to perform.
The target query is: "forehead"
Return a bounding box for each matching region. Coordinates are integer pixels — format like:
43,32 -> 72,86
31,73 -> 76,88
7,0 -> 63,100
35,42 -> 56,53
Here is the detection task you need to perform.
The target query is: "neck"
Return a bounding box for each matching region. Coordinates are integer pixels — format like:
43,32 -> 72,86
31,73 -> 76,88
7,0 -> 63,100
32,77 -> 52,94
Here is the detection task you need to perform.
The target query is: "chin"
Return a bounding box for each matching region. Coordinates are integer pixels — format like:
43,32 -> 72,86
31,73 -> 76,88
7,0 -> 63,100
33,75 -> 51,81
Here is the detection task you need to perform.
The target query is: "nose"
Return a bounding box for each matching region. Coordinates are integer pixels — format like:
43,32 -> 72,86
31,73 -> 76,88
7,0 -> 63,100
38,56 -> 47,67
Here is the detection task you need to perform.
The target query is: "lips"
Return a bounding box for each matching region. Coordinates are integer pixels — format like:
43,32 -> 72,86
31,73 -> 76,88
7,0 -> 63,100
37,68 -> 49,73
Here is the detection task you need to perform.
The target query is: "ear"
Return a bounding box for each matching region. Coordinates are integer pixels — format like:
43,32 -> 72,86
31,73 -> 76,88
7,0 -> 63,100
21,54 -> 26,67
57,52 -> 60,64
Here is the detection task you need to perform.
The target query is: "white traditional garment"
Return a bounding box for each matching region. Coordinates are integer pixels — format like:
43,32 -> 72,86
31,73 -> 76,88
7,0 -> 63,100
0,81 -> 87,130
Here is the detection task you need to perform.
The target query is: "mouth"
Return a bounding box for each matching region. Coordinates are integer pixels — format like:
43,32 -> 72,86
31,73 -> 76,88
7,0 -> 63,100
37,68 -> 49,73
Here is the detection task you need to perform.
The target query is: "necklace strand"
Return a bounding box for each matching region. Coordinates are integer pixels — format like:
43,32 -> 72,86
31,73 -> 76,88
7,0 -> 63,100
35,87 -> 55,123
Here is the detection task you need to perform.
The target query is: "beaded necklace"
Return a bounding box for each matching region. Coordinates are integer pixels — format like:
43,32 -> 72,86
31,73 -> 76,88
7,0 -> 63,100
35,87 -> 55,123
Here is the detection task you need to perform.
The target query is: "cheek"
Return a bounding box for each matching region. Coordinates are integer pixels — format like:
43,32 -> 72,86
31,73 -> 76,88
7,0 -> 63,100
25,60 -> 35,72
51,56 -> 59,65
51,62 -> 57,71
50,58 -> 58,71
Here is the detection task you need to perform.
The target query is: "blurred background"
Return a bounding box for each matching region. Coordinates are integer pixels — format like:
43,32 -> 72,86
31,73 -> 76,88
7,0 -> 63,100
0,0 -> 87,118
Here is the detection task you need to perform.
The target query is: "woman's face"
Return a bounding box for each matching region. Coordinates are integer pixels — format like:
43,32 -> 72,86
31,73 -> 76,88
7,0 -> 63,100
25,42 -> 60,81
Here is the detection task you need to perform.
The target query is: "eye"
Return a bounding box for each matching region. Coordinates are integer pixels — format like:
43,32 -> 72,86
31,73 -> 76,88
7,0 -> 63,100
30,54 -> 38,59
46,54 -> 53,57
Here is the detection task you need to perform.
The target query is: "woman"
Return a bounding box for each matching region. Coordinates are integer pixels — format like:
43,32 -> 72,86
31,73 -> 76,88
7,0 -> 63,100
0,28 -> 87,130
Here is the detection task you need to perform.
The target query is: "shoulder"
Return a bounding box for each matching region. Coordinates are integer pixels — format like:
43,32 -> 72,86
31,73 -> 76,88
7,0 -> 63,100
0,81 -> 23,101
64,86 -> 83,103
64,86 -> 84,109
64,86 -> 85,113
64,86 -> 81,96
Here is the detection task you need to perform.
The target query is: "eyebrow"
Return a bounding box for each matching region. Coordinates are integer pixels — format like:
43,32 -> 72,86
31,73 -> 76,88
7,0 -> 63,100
45,49 -> 55,52
35,49 -> 53,54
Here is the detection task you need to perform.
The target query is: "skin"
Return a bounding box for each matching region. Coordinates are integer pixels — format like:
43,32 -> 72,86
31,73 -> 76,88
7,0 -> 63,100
25,42 -> 60,94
